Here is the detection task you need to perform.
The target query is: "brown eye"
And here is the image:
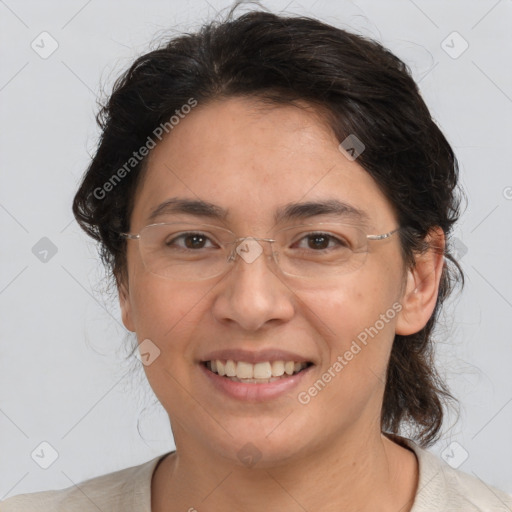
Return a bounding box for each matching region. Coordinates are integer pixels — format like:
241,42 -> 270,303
307,234 -> 330,250
183,234 -> 208,249
294,233 -> 348,251
166,232 -> 215,250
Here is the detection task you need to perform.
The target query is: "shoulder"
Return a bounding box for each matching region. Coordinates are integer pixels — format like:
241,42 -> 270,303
0,453 -> 169,512
398,437 -> 512,512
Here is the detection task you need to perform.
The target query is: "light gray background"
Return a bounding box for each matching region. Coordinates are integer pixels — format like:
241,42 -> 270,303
1,0 -> 511,500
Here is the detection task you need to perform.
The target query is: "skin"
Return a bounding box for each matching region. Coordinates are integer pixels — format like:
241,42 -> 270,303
119,97 -> 445,512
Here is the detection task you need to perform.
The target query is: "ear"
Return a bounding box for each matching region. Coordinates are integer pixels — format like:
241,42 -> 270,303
118,275 -> 136,333
395,227 -> 445,336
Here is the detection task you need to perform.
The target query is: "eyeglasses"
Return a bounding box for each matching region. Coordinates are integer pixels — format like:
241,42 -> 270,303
119,222 -> 400,281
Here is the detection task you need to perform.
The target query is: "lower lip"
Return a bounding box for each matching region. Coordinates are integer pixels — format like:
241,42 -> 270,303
199,363 -> 313,402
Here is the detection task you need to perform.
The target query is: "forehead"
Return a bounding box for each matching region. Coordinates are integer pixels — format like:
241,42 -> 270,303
131,97 -> 397,230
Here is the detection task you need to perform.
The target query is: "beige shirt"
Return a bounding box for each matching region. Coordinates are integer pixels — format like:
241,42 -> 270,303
2,438 -> 511,511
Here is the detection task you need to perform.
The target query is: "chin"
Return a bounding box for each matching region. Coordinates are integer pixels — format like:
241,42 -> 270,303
199,417 -> 313,469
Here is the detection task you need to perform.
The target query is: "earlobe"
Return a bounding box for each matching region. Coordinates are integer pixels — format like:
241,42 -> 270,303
395,227 -> 445,336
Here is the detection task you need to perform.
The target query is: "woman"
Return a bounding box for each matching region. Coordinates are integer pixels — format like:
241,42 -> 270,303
2,8 -> 511,512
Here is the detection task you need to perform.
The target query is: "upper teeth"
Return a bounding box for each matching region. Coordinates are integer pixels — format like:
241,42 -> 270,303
207,360 -> 308,379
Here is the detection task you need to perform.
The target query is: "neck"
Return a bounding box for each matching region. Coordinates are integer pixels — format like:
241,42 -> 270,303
151,429 -> 418,512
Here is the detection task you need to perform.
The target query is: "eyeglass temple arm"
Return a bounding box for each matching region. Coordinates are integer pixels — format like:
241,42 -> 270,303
119,232 -> 140,240
366,227 -> 400,241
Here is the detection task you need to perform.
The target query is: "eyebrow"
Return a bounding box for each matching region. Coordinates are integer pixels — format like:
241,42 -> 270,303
147,197 -> 370,224
274,199 -> 369,224
147,198 -> 228,222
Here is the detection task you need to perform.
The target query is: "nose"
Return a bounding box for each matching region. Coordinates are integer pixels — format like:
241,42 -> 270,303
211,238 -> 295,331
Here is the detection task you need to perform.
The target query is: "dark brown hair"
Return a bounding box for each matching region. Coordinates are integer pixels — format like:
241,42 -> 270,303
73,8 -> 464,446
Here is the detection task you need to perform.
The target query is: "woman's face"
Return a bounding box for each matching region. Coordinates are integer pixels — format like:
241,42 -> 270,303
120,97 -> 412,466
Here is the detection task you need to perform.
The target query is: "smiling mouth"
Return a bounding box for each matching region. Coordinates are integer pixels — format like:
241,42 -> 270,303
202,360 -> 313,383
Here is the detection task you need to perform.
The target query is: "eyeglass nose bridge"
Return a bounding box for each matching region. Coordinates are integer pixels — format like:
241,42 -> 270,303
226,236 -> 277,265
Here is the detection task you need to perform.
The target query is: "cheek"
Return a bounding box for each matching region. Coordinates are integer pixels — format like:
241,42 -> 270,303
128,275 -> 210,352
301,283 -> 400,419
128,279 -> 211,400
306,268 -> 402,370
